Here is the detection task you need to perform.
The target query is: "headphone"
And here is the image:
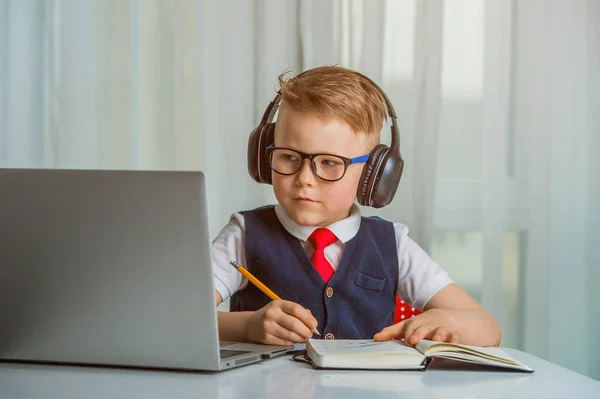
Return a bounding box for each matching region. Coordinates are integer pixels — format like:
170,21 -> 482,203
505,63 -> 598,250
247,70 -> 404,208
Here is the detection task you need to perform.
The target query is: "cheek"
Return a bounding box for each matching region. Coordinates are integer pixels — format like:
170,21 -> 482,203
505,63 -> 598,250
346,166 -> 365,190
325,169 -> 363,202
271,175 -> 286,194
271,174 -> 295,201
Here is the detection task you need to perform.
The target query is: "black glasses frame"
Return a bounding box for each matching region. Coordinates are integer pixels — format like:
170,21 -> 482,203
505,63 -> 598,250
265,146 -> 370,182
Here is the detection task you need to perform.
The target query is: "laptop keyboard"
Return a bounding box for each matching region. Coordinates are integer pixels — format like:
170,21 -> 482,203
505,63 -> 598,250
220,349 -> 252,359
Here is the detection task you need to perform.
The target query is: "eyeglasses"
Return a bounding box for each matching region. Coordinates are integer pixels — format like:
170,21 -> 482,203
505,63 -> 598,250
266,145 -> 370,182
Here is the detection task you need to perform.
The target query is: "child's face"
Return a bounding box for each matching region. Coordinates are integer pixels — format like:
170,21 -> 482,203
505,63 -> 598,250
272,105 -> 376,227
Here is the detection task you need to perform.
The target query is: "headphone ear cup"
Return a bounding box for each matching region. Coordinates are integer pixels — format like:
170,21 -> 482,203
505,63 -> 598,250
370,149 -> 404,208
247,124 -> 264,183
258,123 -> 275,184
357,145 -> 404,208
357,145 -> 387,206
247,122 -> 275,184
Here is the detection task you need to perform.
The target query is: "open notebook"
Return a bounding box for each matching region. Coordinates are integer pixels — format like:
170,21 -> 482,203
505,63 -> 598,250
306,339 -> 534,372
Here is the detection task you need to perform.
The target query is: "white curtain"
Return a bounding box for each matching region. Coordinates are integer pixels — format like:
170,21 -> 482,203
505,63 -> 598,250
1,0 -> 598,379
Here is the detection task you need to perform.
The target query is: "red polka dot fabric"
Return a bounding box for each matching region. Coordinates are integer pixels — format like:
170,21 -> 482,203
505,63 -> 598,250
393,297 -> 421,324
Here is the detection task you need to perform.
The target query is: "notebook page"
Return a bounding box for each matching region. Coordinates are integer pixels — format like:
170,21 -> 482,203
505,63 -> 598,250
308,339 -> 421,357
416,340 -> 531,369
417,340 -> 512,359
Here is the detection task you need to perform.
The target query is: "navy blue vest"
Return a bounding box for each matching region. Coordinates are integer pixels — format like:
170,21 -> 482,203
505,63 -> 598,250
230,206 -> 398,339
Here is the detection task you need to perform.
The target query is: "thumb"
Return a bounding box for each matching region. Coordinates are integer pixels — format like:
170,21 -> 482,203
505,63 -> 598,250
373,321 -> 406,342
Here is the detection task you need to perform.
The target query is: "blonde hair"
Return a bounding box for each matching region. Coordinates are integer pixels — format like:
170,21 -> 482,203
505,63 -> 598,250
277,66 -> 387,136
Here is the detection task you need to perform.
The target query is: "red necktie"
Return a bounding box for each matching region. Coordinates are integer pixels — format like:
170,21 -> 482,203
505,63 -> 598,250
308,228 -> 337,283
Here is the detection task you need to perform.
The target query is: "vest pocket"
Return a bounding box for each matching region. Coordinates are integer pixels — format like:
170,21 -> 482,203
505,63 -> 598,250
355,272 -> 385,292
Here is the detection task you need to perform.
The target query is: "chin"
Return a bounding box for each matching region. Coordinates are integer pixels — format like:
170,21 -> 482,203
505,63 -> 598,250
286,207 -> 324,227
291,213 -> 321,227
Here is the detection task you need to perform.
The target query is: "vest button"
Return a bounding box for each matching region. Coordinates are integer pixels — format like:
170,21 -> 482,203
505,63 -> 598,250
326,287 -> 334,298
324,333 -> 335,340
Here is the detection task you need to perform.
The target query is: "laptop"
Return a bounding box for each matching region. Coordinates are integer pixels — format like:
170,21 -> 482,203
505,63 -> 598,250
0,168 -> 292,371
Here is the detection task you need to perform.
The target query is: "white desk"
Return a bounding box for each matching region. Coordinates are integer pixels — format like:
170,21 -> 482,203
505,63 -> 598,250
1,348 -> 598,398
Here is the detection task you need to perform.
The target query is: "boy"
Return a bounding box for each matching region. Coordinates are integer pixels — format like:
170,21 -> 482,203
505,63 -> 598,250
212,66 -> 501,347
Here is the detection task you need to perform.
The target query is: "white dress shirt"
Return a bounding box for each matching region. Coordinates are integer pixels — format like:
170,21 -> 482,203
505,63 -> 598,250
212,204 -> 453,310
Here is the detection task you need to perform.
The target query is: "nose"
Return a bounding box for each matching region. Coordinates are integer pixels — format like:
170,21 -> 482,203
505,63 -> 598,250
295,159 -> 316,186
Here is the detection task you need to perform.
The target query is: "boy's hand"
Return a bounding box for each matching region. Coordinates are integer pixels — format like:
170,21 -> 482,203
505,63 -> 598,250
246,300 -> 318,346
373,309 -> 460,346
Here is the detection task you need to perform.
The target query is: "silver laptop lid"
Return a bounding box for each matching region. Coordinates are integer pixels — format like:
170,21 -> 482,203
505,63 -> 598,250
0,169 -> 221,370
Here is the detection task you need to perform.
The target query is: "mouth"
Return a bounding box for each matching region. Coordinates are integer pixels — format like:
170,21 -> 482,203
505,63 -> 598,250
294,196 -> 318,203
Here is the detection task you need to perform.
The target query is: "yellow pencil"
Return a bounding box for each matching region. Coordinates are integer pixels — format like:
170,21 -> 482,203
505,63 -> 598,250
229,260 -> 321,336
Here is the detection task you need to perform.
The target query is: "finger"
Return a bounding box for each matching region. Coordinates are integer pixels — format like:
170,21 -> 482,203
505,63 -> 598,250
276,313 -> 313,340
431,327 -> 451,342
262,333 -> 295,346
279,301 -> 318,331
449,331 -> 460,344
407,323 -> 434,346
373,321 -> 406,341
269,322 -> 310,344
402,320 -> 421,345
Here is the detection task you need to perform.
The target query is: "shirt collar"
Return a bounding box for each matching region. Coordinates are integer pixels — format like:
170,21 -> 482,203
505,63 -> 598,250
274,203 -> 361,243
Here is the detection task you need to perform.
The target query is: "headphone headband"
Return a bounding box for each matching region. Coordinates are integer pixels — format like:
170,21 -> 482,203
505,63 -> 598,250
262,71 -> 400,152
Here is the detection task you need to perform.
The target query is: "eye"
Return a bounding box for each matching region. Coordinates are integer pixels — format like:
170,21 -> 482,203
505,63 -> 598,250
320,158 -> 342,168
275,150 -> 299,162
283,153 -> 299,162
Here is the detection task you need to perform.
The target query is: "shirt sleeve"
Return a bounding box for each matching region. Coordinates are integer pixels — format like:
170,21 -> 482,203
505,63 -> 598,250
212,212 -> 249,302
394,223 -> 453,311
